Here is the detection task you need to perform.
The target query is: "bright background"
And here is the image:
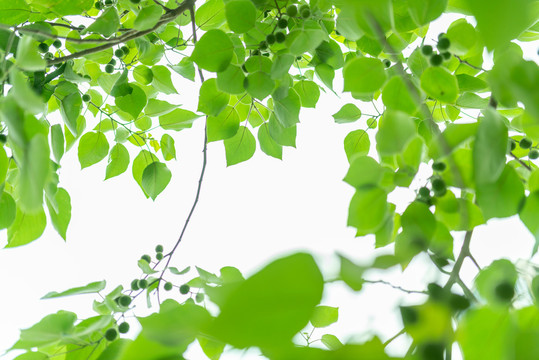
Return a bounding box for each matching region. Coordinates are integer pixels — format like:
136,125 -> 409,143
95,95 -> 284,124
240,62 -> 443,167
1,13 -> 538,360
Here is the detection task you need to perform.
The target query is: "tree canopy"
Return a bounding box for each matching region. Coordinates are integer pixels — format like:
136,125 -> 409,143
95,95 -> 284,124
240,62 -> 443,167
1,0 -> 539,359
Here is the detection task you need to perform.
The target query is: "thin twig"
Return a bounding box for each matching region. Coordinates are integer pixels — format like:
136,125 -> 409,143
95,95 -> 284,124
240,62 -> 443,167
444,230 -> 473,291
510,152 -> 533,171
363,279 -> 427,295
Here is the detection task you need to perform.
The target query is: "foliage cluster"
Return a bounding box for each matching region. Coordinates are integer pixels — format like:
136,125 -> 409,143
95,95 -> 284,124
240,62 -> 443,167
1,0 -> 539,359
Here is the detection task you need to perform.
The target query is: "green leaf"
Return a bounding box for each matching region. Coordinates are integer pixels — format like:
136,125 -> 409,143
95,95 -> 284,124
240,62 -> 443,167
160,134 -> 176,161
382,76 -> 419,115
273,88 -> 300,128
0,192 -> 16,230
315,63 -> 336,91
376,110 -> 417,155
11,311 -> 77,349
159,108 -> 201,131
7,206 -> 46,248
224,126 -> 256,166
198,78 -> 229,116
132,150 -> 159,196
333,103 -> 362,124
198,336 -> 225,360
473,108 -> 508,185
520,191 -> 539,251
15,35 -> 46,71
420,67 -> 459,103
408,0 -> 447,26
475,259 -> 517,305
170,57 -> 196,82
225,0 -> 256,33
78,132 -> 110,169
343,156 -> 384,189
321,334 -> 343,351
133,4 -> 163,31
245,72 -> 275,100
408,47 -> 430,78
344,129 -> 370,162
216,65 -> 245,95
343,58 -> 386,95
456,92 -> 489,109
207,106 -> 240,142
210,253 -> 323,348
84,7 -> 119,37
11,69 -> 45,114
41,280 -> 106,299
271,53 -> 295,80
115,84 -> 147,120
133,65 -> 153,85
348,187 -> 388,235
151,65 -> 177,94
401,201 -> 436,241
268,114 -> 296,147
293,81 -> 320,108
339,255 -> 365,291
195,0 -> 226,30
110,69 -> 131,97
435,197 -> 484,231
311,306 -> 339,328
60,92 -> 82,137
169,266 -> 190,275
285,25 -> 326,56
105,143 -> 129,180
191,29 -> 234,72
50,124 -> 64,163
45,188 -> 71,241
144,99 -> 178,117
19,134 -> 50,212
138,259 -> 158,274
446,19 -> 478,56
258,124 -> 282,160
141,162 -> 172,200
476,165 -> 524,220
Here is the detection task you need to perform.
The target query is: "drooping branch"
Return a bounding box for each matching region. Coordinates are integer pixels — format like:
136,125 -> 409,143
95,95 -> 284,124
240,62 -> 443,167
46,0 -> 196,65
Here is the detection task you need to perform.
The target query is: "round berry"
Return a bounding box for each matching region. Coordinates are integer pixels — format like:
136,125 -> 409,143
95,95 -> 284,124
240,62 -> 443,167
301,8 -> 311,18
449,293 -> 470,311
130,0 -> 141,3
52,39 -> 62,48
441,51 -> 451,60
104,0 -> 113,5
431,178 -> 446,196
130,279 -> 140,291
38,43 -> 49,53
286,5 -> 298,17
277,18 -> 288,29
252,49 -> 260,56
266,34 -> 275,45
509,139 -> 517,151
105,64 -> 114,73
0,134 -> 6,144
529,149 -> 539,159
418,186 -> 430,198
383,59 -> 391,68
121,46 -> 129,55
164,282 -> 173,291
78,25 -> 86,31
45,52 -> 54,60
494,281 -> 514,302
520,137 -> 533,149
432,161 -> 446,172
195,293 -> 205,302
141,254 -> 151,263
155,244 -> 164,253
179,284 -> 190,294
114,49 -> 124,58
299,4 -> 310,12
95,1 -> 103,9
138,279 -> 148,289
82,94 -> 91,102
104,328 -> 118,341
427,283 -> 445,301
156,252 -> 163,260
437,37 -> 450,51
118,322 -> 130,334
430,54 -> 443,66
259,41 -> 268,50
108,58 -> 117,66
118,295 -> 132,307
421,45 -> 433,56
275,31 -> 286,43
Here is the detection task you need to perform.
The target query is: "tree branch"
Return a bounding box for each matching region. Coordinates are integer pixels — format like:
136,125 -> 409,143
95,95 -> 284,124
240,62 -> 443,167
444,230 -> 473,291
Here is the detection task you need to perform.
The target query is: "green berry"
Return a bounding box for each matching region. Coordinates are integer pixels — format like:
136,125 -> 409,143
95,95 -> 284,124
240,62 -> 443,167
420,342 -> 444,360
430,54 -> 443,66
494,281 -> 514,302
155,244 -> 164,253
118,322 -> 130,334
104,0 -> 113,5
275,32 -> 286,43
241,64 -> 248,73
449,293 -> 470,311
431,178 -> 446,197
509,139 -> 517,151
0,134 -> 6,144
418,186 -> 430,198
427,283 -> 445,301
141,254 -> 151,263
53,39 -> 62,48
138,279 -> 148,289
121,46 -> 129,55
259,41 -> 268,50
301,8 -> 311,18
38,43 -> 49,53
164,282 -> 173,291
114,49 -> 124,58
78,25 -> 86,31
520,137 -> 533,149
195,293 -> 205,302
438,32 -> 446,39
179,284 -> 190,294
266,34 -> 275,45
252,49 -> 260,56
108,58 -> 117,66
421,45 -> 433,56
118,295 -> 132,307
383,59 -> 391,68
432,161 -> 446,172
156,252 -> 163,260
95,1 -> 103,9
299,4 -> 310,12
105,64 -> 114,73
277,18 -> 288,29
104,328 -> 118,341
286,5 -> 298,17
437,37 -> 450,51
400,306 -> 418,325
529,149 -> 539,159
441,51 -> 451,60
82,94 -> 91,102
130,0 -> 141,3
130,279 -> 140,291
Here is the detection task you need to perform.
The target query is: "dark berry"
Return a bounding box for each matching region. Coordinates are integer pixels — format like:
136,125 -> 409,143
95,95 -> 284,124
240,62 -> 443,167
494,281 -> 514,302
432,161 -> 446,172
520,137 -> 533,149
141,254 -> 151,263
266,34 -> 276,45
82,94 -> 91,102
179,284 -> 190,294
441,51 -> 451,60
419,186 -> 430,198
130,0 -> 141,3
430,54 -> 443,66
104,328 -> 118,341
437,37 -> 450,51
286,5 -> 298,17
195,293 -> 205,302
156,252 -> 163,260
529,149 -> 539,159
114,49 -> 124,58
259,41 -> 268,50
78,25 -> 86,31
38,43 -> 49,53
252,49 -> 260,56
421,45 -> 433,56
277,18 -> 288,29
155,244 -> 163,253
130,279 -> 140,291
449,293 -> 470,311
118,322 -> 130,334
383,59 -> 391,68
164,282 -> 173,291
95,1 -> 103,9
104,0 -> 113,5
400,306 -> 418,325
138,279 -> 148,289
0,134 -> 6,144
275,32 -> 286,43
431,178 -> 446,197
121,46 -> 129,54
105,64 -> 114,73
108,58 -> 117,66
427,283 -> 445,301
420,342 -> 444,360
301,9 -> 311,18
509,139 -> 517,151
118,295 -> 132,307
53,39 -> 62,48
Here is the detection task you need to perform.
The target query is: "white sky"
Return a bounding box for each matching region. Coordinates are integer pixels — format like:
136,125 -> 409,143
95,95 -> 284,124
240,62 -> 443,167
1,12 -> 538,360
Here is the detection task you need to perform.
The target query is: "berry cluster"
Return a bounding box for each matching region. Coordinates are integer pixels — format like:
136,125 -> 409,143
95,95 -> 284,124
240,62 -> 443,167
421,34 -> 451,67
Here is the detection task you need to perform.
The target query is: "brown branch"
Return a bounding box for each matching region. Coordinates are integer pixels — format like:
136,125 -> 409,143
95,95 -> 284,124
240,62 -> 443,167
510,152 -> 533,171
46,0 -> 196,65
